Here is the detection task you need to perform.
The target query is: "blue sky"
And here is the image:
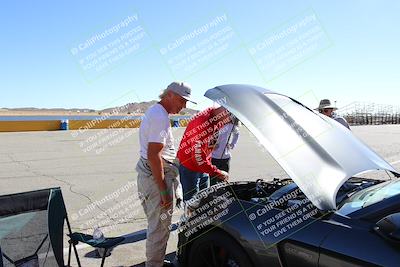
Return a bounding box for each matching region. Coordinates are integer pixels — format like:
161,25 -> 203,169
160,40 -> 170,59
1,0 -> 399,111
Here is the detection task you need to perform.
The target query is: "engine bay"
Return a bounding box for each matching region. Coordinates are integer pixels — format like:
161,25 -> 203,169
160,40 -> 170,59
226,177 -> 383,209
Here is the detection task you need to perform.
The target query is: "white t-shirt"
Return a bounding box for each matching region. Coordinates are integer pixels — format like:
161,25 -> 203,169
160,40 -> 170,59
139,103 -> 176,161
211,123 -> 240,159
332,113 -> 351,129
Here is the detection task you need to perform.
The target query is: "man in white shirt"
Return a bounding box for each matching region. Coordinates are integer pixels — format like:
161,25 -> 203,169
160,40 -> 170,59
136,81 -> 196,267
210,119 -> 240,186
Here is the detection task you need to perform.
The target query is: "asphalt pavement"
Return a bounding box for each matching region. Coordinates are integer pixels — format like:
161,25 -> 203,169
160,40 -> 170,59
0,125 -> 399,266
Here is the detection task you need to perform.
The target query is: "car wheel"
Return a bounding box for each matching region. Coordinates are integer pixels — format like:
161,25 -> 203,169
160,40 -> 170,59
187,229 -> 253,267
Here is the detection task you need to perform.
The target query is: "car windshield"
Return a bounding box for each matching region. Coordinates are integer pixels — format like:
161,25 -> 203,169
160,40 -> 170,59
337,179 -> 400,216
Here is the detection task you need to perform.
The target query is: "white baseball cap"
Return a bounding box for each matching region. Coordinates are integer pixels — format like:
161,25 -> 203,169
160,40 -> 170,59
166,81 -> 197,104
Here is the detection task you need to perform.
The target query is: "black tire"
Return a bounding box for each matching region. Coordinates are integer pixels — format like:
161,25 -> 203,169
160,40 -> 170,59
187,229 -> 254,267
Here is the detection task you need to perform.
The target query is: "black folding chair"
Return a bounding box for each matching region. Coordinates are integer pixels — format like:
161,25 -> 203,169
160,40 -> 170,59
68,233 -> 125,267
0,187 -> 124,267
0,245 -> 3,266
0,187 -> 72,266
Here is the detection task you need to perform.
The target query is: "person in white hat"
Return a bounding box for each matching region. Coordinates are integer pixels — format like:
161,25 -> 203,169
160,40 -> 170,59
317,99 -> 350,129
210,117 -> 240,186
136,81 -> 195,267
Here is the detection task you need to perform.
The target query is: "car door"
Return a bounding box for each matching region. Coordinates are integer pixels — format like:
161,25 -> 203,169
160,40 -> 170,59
318,213 -> 400,267
276,214 -> 336,267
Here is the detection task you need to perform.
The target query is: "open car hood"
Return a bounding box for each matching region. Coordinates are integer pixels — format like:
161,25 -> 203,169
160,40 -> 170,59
205,84 -> 398,210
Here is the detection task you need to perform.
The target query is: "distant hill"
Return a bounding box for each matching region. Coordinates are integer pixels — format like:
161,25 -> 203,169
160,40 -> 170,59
1,101 -> 199,116
100,101 -> 198,115
1,107 -> 96,112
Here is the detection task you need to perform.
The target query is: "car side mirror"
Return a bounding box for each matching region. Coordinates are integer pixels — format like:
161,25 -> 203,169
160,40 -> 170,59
374,213 -> 400,242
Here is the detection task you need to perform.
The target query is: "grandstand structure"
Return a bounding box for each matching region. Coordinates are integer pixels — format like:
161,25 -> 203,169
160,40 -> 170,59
337,102 -> 400,125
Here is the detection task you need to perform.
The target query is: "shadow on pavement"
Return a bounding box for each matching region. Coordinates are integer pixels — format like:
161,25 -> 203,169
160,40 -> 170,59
82,224 -> 179,266
129,251 -> 177,267
84,250 -> 99,258
122,223 -> 178,246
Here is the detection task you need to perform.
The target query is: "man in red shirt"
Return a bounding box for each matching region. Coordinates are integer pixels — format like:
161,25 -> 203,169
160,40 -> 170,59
177,106 -> 232,201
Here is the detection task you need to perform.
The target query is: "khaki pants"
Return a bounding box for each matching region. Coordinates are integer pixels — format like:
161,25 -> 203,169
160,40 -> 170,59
136,158 -> 178,267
